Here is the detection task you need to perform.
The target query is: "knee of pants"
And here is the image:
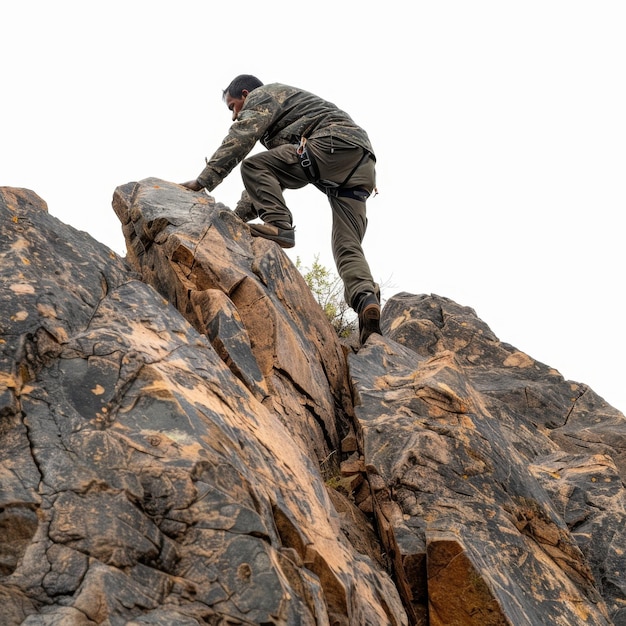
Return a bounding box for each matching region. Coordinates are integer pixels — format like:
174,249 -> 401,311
240,157 -> 256,182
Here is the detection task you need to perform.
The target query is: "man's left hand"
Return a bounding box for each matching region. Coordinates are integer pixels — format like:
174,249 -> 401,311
181,180 -> 203,191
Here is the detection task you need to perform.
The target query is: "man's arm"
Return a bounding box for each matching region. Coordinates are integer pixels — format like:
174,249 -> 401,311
181,102 -> 275,192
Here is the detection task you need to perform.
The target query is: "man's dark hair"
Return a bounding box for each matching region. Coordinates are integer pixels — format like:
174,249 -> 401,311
223,74 -> 264,99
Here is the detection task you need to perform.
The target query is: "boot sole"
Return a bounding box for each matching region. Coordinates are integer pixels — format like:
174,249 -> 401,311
249,226 -> 295,249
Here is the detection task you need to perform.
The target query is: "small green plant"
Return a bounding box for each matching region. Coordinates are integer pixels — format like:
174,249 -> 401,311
325,475 -> 342,490
296,255 -> 357,338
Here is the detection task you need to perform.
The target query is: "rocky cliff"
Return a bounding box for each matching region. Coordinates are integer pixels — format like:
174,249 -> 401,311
1,180 -> 625,626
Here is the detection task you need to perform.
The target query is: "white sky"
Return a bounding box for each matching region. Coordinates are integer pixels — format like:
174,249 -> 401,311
3,1 -> 625,412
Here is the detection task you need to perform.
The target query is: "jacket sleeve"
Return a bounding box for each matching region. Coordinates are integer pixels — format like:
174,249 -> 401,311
196,103 -> 275,191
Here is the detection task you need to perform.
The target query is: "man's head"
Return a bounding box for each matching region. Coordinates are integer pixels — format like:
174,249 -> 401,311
223,74 -> 263,121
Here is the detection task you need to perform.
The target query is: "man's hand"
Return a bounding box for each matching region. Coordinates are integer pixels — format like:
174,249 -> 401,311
181,180 -> 203,191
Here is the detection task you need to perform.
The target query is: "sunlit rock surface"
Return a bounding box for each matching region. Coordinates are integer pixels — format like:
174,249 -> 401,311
1,180 -> 624,625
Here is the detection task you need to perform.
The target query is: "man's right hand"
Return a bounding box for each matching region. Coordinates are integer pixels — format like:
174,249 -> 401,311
181,180 -> 203,191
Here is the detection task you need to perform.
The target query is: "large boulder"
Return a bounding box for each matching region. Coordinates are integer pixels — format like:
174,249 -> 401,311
350,294 -> 625,624
1,184 -> 405,625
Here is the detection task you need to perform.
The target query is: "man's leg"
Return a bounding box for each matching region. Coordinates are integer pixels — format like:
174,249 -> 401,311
241,137 -> 381,343
233,190 -> 258,222
327,194 -> 381,343
307,137 -> 382,343
239,144 -> 308,247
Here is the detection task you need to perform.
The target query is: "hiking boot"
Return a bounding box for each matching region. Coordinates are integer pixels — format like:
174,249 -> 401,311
249,222 -> 295,249
358,293 -> 382,345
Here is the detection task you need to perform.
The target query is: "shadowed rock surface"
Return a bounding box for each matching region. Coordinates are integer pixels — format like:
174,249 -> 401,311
1,180 -> 625,625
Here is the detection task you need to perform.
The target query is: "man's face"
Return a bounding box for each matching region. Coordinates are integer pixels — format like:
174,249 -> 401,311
225,90 -> 248,121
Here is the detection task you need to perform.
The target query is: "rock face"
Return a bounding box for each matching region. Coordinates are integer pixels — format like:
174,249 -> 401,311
1,179 -> 625,626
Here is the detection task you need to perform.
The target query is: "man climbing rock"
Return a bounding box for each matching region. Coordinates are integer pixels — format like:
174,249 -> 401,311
181,74 -> 381,345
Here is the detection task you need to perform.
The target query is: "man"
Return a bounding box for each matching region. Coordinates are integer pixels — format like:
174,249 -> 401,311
181,74 -> 381,345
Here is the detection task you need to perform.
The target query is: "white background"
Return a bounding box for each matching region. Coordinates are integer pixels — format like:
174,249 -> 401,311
3,1 -> 624,412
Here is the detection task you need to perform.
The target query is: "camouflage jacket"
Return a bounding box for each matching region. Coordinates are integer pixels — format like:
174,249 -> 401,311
196,83 -> 374,191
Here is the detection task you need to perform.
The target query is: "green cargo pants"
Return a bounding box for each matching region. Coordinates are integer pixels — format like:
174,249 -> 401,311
239,136 -> 378,311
